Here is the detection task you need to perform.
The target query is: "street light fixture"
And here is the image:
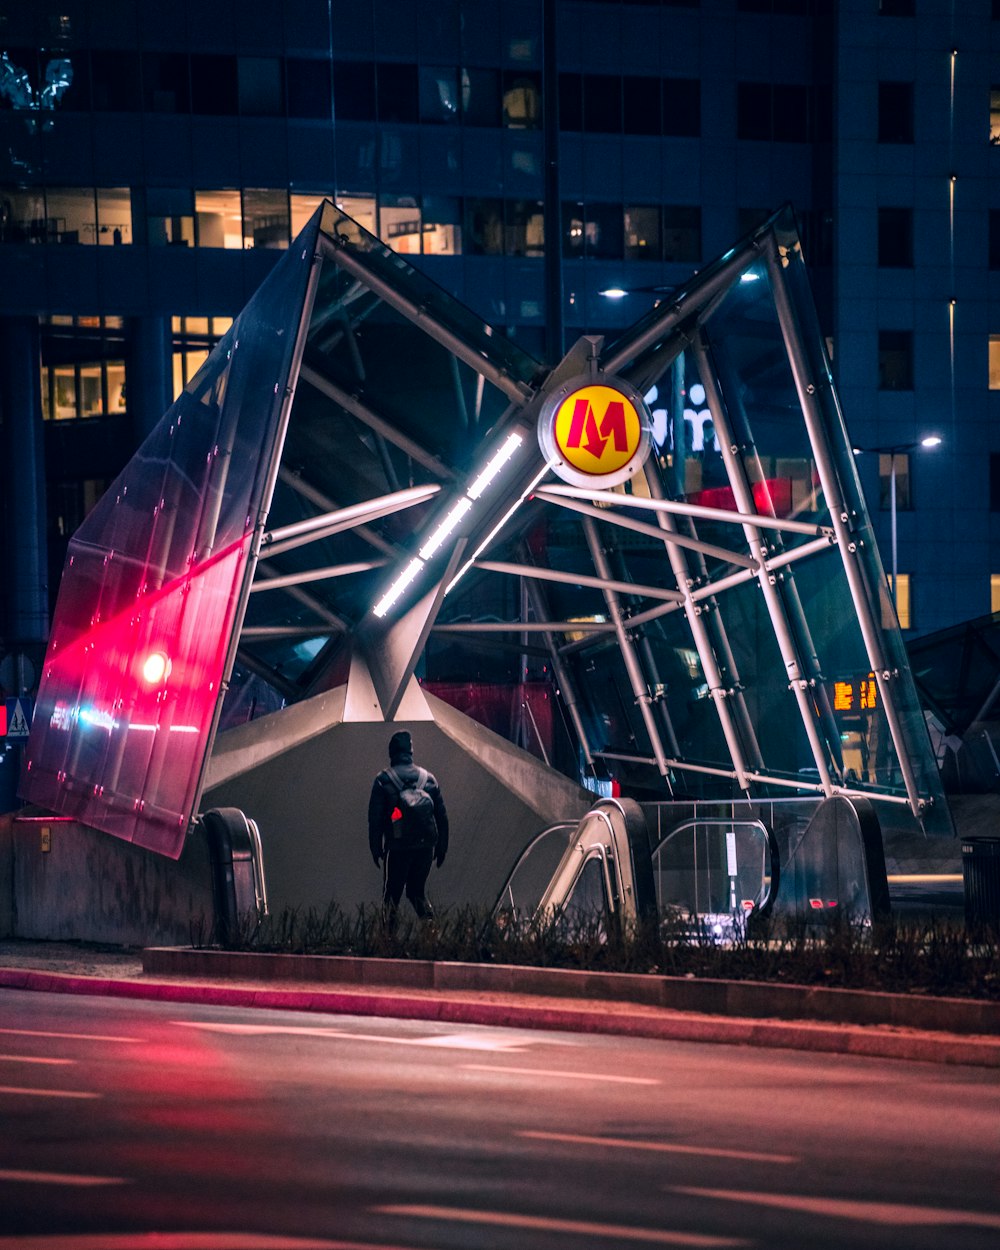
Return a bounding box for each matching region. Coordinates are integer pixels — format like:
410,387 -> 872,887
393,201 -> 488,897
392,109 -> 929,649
852,436 -> 943,617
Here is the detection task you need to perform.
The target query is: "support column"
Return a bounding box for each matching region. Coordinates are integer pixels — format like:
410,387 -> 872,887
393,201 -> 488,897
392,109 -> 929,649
128,315 -> 173,444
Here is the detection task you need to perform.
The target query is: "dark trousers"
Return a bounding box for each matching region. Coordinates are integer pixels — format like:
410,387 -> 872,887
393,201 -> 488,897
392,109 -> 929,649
383,844 -> 435,919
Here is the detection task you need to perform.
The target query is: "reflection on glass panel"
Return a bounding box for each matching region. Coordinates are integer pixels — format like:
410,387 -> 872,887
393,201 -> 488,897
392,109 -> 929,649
0,188 -> 45,242
243,187 -> 289,249
419,66 -> 459,123
465,198 -> 504,255
505,200 -> 543,257
96,187 -> 131,245
461,66 -> 501,126
625,205 -> 660,260
422,196 -> 462,255
884,574 -> 911,630
291,193 -> 327,238
378,194 -> 422,254
195,189 -> 242,248
562,202 -> 623,259
23,230 -> 321,856
335,194 -> 376,236
44,187 -> 96,244
502,72 -> 541,128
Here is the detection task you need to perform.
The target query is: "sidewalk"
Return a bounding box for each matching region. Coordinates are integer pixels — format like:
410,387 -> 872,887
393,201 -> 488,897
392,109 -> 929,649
1,940 -> 998,1069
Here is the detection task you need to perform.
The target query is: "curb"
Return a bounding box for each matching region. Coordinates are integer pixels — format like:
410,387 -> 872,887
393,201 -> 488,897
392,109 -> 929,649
2,965 -> 998,1069
143,947 -> 1000,1037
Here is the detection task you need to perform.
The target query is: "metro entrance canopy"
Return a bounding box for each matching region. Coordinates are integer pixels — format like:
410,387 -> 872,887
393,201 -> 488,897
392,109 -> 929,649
20,204 -> 952,858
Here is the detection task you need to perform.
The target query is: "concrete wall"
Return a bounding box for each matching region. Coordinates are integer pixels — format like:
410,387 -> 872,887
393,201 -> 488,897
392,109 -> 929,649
0,810 -> 214,945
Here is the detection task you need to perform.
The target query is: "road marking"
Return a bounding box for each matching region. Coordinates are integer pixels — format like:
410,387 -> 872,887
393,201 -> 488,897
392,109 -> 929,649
671,1187 -> 1000,1230
174,1022 -> 529,1052
376,1204 -> 747,1246
0,1027 -> 140,1044
462,1064 -> 659,1085
0,1169 -> 127,1187
521,1130 -> 797,1164
0,1236 -> 405,1249
0,1054 -> 74,1065
0,1086 -> 99,1099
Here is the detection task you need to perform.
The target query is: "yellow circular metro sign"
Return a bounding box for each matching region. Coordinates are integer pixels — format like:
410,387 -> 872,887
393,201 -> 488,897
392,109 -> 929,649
538,374 -> 652,489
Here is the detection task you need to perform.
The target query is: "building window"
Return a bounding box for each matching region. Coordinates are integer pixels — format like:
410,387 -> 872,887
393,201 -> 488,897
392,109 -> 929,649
625,205 -> 661,260
191,55 -> 238,115
336,194 -> 376,237
43,187 -> 97,244
885,574 -> 911,630
992,87 -> 1000,145
333,62 -> 376,122
90,50 -> 140,111
376,63 -> 419,124
195,190 -> 242,248
146,188 -> 194,247
623,77 -> 661,137
582,73 -> 622,134
379,194 -> 422,253
238,57 -> 284,117
990,337 -> 1000,389
877,207 -> 913,267
286,58 -> 331,120
878,330 -> 913,390
50,479 -> 109,539
422,196 -> 462,254
878,453 -> 911,511
290,193 -> 327,239
502,72 -> 542,129
40,316 -> 126,422
172,315 -> 233,399
879,0 -> 915,15
464,198 -> 505,255
562,202 -> 623,260
662,78 -> 700,137
419,66 -> 460,124
990,211 -> 1000,269
737,83 -> 809,142
242,188 -> 289,249
461,68 -> 501,127
992,575 -> 1000,614
663,206 -> 701,262
878,82 -> 914,144
505,200 -> 544,257
142,53 -> 190,113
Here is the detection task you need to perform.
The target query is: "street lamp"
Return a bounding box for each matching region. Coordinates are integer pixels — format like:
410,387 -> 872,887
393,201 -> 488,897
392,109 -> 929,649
852,436 -> 942,616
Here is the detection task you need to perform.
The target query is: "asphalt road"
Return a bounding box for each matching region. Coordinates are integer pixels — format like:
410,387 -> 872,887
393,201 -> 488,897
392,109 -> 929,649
1,988 -> 998,1250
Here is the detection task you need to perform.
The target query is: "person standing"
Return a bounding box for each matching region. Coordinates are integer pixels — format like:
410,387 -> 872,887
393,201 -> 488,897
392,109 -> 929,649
368,730 -> 448,922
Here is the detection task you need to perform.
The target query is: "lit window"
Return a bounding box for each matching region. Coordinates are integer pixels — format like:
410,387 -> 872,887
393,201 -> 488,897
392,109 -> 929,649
44,187 -> 97,244
335,194 -> 376,237
991,574 -> 1000,614
990,336 -> 1000,389
172,316 -> 233,399
195,190 -> 242,249
884,574 -> 911,630
991,87 -> 1000,145
96,188 -> 132,245
379,195 -> 422,254
242,188 -> 289,250
502,72 -> 541,129
422,197 -> 462,255
290,193 -> 328,239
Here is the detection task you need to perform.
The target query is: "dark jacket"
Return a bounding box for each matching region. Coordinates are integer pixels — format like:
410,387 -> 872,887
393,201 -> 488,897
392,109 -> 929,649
368,756 -> 449,865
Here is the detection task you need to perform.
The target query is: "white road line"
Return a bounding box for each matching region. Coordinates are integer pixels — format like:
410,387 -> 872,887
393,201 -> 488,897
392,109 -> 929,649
174,1022 -> 529,1052
462,1063 -> 660,1085
0,1055 -> 74,1066
521,1130 -> 797,1164
376,1203 -> 747,1246
0,1027 -> 141,1044
0,1169 -> 127,1187
0,1236 -> 400,1249
0,1085 -> 99,1099
671,1187 -> 1000,1230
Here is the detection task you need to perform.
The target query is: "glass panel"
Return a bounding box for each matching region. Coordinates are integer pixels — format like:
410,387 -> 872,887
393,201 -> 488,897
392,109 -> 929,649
0,187 -> 45,242
379,194 -> 422,254
96,187 -> 131,245
22,225 -> 322,856
422,196 -> 462,255
291,193 -> 328,239
625,205 -> 661,260
44,187 -> 96,244
195,190 -> 242,249
243,187 -> 289,250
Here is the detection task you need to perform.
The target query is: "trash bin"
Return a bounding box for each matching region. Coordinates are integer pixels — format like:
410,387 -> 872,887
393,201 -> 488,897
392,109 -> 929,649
961,837 -> 1000,930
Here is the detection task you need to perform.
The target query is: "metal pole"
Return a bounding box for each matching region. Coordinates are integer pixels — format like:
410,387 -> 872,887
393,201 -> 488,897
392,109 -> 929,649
890,452 -> 898,613
582,515 -> 674,786
522,572 -> 594,770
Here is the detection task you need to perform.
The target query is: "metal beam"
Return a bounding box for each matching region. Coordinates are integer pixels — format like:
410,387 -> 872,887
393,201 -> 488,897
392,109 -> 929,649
537,490 -> 758,570
249,560 -> 388,593
260,484 -> 440,560
432,620 -> 616,634
277,467 -> 398,557
537,483 -> 833,539
300,363 -> 456,481
318,232 -> 535,404
473,558 -> 685,604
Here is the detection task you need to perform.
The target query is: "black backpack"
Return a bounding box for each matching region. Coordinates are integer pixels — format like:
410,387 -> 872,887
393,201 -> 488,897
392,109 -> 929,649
385,767 -> 439,847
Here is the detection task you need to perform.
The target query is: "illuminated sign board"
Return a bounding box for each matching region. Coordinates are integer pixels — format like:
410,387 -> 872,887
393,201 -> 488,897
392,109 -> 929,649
832,674 -> 879,714
538,374 -> 652,489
